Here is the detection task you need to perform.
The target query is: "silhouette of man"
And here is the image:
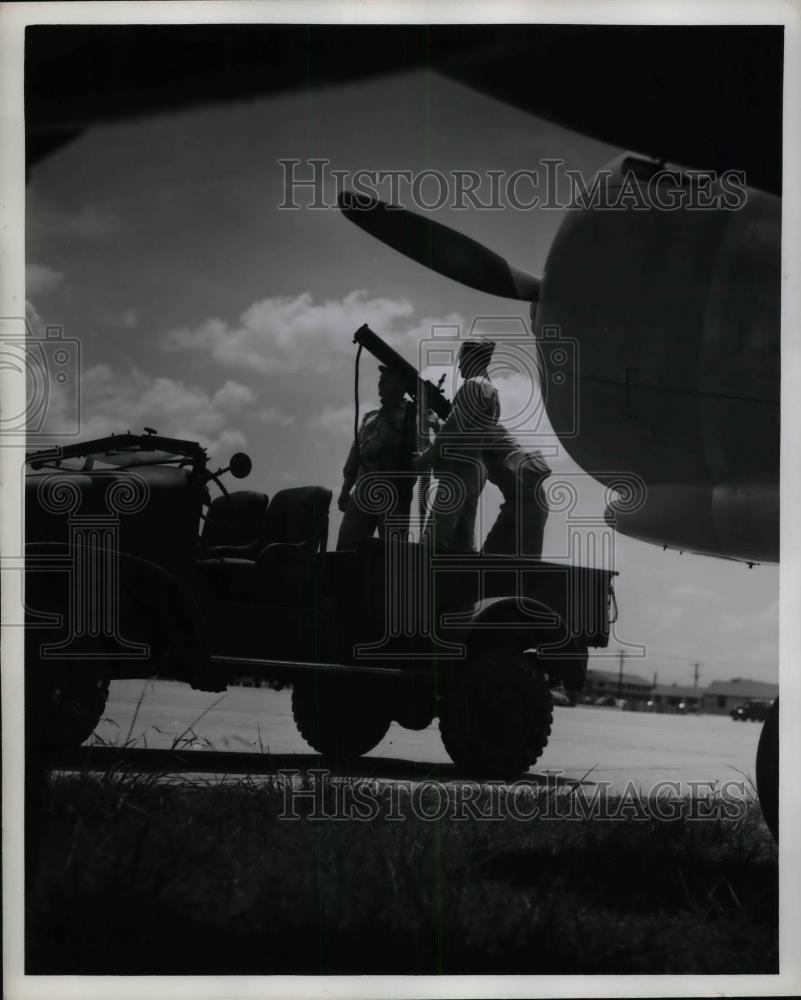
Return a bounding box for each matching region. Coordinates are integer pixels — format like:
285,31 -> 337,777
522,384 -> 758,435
415,337 -> 500,552
336,365 -> 415,550
482,425 -> 551,557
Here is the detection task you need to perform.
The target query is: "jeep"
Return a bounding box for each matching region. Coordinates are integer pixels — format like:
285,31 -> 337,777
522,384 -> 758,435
25,429 -> 617,778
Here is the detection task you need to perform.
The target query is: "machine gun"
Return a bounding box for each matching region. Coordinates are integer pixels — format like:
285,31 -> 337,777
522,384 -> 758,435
351,323 -> 451,525
352,324 -> 451,420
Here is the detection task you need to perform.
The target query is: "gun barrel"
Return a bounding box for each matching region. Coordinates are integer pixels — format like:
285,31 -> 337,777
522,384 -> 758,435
353,324 -> 451,419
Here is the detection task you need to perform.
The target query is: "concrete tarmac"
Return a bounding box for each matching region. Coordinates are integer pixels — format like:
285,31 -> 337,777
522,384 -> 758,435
92,679 -> 762,793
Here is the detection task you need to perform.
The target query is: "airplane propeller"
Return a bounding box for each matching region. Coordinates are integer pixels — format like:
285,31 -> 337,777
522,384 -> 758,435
338,190 -> 541,303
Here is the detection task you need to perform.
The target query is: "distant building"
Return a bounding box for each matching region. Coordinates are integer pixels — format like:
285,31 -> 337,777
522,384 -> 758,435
701,678 -> 778,715
648,683 -> 703,713
584,668 -> 652,703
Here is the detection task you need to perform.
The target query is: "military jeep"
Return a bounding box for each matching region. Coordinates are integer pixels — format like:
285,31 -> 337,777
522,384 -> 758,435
25,430 -> 617,777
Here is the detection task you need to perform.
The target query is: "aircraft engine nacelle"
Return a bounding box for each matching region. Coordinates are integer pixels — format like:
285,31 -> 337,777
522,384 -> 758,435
605,480 -> 779,563
535,153 -> 780,563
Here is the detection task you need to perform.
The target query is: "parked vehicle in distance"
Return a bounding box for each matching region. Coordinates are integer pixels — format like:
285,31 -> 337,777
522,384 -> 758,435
550,686 -> 576,708
730,701 -> 772,722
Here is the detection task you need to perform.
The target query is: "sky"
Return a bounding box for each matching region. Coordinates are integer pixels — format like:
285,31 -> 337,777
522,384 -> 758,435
24,67 -> 778,687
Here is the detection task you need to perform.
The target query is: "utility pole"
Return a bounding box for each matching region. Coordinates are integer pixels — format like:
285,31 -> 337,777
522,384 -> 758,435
692,662 -> 701,688
617,649 -> 625,698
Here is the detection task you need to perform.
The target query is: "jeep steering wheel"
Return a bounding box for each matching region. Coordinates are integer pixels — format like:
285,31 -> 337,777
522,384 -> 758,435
201,452 -> 251,509
205,469 -> 232,503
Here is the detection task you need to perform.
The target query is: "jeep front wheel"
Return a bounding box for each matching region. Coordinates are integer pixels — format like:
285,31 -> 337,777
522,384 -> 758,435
27,666 -> 110,751
439,647 -> 553,779
291,678 -> 392,760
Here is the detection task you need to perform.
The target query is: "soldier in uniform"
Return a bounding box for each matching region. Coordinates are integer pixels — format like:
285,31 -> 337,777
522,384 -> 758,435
482,425 -> 551,557
336,365 -> 416,549
415,337 -> 500,552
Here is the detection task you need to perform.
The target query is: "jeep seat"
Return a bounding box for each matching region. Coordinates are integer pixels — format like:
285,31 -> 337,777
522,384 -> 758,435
200,490 -> 270,558
198,486 -> 331,605
253,486 -> 332,604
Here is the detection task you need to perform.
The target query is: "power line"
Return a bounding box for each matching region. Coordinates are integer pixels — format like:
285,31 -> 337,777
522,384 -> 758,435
607,650 -> 775,668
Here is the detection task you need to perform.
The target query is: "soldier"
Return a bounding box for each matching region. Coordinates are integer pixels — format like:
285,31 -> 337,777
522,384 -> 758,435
336,365 -> 416,550
482,425 -> 551,557
415,337 -> 500,552
423,412 -> 551,557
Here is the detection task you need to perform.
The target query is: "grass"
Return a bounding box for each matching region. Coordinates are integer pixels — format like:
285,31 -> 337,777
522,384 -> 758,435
27,767 -> 778,975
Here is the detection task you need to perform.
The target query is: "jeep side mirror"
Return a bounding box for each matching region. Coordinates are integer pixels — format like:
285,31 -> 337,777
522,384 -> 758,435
229,452 -> 252,479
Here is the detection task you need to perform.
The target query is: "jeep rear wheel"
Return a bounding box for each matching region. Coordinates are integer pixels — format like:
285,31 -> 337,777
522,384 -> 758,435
439,647 -> 553,779
291,679 -> 392,760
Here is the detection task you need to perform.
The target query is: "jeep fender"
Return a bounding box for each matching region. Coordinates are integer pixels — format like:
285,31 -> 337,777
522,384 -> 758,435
446,595 -> 588,689
24,542 -> 210,680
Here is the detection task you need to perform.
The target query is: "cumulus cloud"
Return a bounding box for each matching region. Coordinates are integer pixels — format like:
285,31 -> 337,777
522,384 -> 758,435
213,379 -> 255,410
148,290 -> 573,470
163,291 -> 546,425
38,365 -> 254,458
309,401 -> 377,435
26,263 -> 65,297
163,290 -> 419,375
259,407 -> 295,427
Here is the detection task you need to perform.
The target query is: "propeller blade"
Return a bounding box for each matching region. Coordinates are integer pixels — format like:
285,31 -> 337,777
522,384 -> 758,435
338,191 -> 540,302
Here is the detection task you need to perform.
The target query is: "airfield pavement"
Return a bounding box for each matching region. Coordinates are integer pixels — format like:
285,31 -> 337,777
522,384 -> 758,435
91,679 -> 762,794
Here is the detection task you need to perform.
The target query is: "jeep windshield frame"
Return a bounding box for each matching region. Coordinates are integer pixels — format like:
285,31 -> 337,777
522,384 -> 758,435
25,433 -> 209,474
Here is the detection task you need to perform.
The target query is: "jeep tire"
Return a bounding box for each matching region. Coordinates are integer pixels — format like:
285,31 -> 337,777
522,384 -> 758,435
27,666 -> 110,751
291,678 -> 392,760
439,647 -> 553,779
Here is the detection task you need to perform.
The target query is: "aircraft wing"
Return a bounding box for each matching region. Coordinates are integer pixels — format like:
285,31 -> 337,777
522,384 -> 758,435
26,24 -> 782,194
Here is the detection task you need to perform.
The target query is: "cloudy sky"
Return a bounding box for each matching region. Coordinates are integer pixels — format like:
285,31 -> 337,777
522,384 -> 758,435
25,67 -> 778,687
